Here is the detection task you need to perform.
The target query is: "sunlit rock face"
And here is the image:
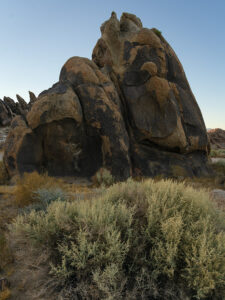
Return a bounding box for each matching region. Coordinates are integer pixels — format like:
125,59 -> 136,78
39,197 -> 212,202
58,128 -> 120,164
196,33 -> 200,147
4,12 -> 211,179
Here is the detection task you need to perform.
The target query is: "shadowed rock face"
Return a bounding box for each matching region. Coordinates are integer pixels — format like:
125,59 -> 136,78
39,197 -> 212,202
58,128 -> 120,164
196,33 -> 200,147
4,12 -> 211,178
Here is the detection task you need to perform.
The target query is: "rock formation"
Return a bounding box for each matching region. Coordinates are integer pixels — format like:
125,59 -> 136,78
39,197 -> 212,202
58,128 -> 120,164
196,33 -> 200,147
208,128 -> 225,149
28,91 -> 37,107
4,12 -> 211,179
0,92 -> 37,126
0,99 -> 13,126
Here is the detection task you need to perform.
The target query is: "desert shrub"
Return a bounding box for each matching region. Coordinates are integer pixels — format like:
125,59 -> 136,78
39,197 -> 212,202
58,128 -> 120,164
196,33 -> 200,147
0,288 -> 11,300
14,171 -> 65,207
210,149 -> 225,157
210,149 -> 217,157
23,187 -> 67,213
93,168 -> 115,187
10,179 -> 225,299
0,162 -> 8,185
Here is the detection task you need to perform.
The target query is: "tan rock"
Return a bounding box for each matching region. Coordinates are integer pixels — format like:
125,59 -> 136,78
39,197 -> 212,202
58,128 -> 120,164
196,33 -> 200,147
141,62 -> 158,76
27,85 -> 82,129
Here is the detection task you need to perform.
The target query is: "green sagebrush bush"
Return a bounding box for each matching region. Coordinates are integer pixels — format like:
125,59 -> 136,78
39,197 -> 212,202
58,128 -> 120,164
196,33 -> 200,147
94,168 -> 115,187
22,187 -> 67,213
10,179 -> 225,299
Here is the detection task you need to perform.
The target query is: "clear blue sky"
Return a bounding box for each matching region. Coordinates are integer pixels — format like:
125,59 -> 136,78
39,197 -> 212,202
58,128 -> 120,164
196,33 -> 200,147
0,0 -> 224,129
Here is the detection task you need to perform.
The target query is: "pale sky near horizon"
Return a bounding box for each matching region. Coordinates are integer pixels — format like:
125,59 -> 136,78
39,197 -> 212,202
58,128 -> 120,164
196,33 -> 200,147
0,0 -> 224,129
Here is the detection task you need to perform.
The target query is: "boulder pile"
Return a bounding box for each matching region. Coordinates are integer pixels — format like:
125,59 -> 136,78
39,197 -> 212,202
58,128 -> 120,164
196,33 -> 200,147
3,12 -> 211,179
0,91 -> 37,126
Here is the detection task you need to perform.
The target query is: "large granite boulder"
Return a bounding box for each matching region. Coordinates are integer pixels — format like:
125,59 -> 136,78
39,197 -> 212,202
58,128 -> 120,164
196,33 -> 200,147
4,12 -> 211,179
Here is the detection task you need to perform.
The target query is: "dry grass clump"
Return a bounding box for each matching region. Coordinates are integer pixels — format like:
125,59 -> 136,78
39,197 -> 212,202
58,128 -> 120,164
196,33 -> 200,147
0,162 -> 8,185
9,179 -> 225,299
0,288 -> 11,300
92,168 -> 115,187
14,171 -> 65,207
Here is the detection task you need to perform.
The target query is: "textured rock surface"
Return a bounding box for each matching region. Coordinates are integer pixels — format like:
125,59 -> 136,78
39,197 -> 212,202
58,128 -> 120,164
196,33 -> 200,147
208,128 -> 225,149
16,94 -> 29,113
28,91 -> 37,107
0,99 -> 13,126
4,12 -> 211,178
0,91 -> 37,127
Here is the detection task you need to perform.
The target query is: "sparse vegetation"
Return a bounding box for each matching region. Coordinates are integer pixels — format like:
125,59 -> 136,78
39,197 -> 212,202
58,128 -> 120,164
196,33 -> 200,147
210,149 -> 225,158
0,288 -> 11,300
23,187 -> 67,213
10,179 -> 225,299
93,168 -> 115,187
14,171 -> 65,207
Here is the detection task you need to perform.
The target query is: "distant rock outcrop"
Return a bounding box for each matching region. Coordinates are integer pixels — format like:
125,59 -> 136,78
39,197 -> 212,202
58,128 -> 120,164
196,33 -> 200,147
208,128 -> 225,149
0,91 -> 37,126
0,99 -> 13,126
4,12 -> 211,179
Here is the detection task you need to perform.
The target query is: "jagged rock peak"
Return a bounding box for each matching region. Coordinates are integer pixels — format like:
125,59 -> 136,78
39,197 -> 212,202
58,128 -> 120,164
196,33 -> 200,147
16,94 -> 28,110
0,91 -> 37,126
28,91 -> 37,104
